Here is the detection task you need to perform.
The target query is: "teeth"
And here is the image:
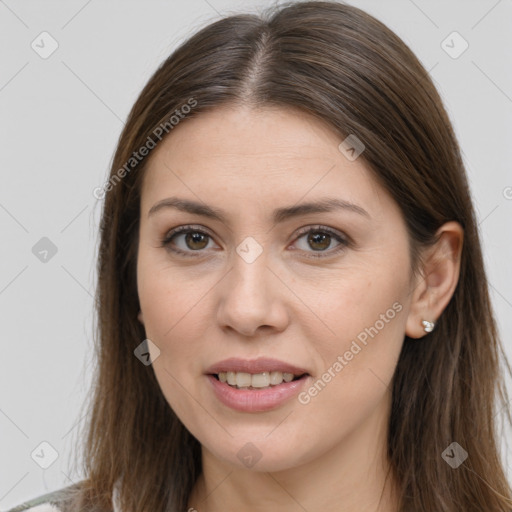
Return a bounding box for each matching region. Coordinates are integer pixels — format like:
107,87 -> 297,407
269,371 -> 283,385
236,372 -> 252,388
217,371 -> 300,389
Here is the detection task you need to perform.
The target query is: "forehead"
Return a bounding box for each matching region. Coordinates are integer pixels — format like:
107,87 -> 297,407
150,104 -> 344,168
140,105 -> 396,221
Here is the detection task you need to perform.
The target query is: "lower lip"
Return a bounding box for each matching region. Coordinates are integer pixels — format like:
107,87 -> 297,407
206,374 -> 309,412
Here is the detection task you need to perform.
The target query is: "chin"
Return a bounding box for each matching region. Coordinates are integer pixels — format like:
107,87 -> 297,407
202,434 -> 316,473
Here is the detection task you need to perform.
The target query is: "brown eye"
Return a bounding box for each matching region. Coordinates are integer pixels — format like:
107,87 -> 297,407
292,226 -> 349,258
183,232 -> 209,250
307,232 -> 332,251
162,225 -> 348,259
161,226 -> 216,255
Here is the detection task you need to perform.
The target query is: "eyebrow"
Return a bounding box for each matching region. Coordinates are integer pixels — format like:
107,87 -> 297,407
148,196 -> 370,223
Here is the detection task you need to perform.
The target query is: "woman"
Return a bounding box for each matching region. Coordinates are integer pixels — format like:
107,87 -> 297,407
9,1 -> 512,511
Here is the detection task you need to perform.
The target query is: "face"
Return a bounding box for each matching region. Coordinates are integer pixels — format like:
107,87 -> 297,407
136,105 -> 415,472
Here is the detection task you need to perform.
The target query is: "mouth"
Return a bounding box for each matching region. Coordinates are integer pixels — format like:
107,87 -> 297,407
205,358 -> 311,412
210,371 -> 309,390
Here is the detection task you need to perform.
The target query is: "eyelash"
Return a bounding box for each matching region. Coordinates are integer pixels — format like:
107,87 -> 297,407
160,224 -> 350,259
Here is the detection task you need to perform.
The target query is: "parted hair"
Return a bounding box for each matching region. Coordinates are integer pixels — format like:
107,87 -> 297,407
57,2 -> 512,511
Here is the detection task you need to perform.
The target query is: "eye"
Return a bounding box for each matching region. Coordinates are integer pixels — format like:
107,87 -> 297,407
160,225 -> 217,256
291,225 -> 349,258
161,224 -> 350,259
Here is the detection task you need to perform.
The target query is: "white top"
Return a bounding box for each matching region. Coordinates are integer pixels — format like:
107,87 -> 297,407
6,481 -> 121,512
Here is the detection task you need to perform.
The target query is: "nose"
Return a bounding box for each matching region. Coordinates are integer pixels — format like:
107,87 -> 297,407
215,253 -> 290,338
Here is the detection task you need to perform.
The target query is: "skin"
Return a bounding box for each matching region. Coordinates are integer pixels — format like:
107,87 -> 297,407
136,105 -> 463,512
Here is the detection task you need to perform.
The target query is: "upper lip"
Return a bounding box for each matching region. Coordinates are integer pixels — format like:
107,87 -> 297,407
206,357 -> 310,376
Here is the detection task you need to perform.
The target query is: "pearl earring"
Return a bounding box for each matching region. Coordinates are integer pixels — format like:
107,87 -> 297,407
422,320 -> 435,333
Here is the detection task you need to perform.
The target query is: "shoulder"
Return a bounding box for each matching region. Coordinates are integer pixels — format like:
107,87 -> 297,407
5,483 -> 81,512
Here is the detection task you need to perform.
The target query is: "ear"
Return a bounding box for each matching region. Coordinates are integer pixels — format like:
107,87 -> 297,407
137,310 -> 145,325
405,221 -> 463,339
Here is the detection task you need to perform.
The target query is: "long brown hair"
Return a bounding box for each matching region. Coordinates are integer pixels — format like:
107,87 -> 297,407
61,1 -> 512,510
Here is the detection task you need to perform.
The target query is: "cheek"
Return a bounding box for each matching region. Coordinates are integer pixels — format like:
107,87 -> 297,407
293,298 -> 405,456
312,308 -> 405,404
137,266 -> 207,423
138,251 -> 208,336
137,261 -> 217,395
299,264 -> 408,404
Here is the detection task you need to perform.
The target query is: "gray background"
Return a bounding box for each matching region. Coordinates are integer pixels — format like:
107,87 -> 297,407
1,0 -> 511,508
